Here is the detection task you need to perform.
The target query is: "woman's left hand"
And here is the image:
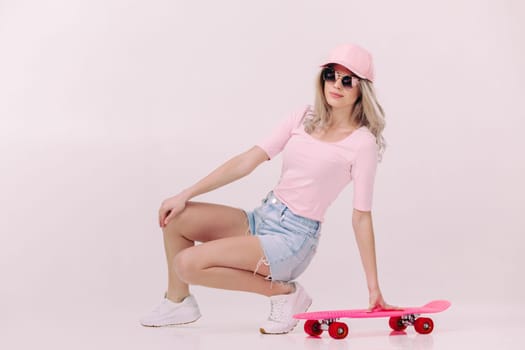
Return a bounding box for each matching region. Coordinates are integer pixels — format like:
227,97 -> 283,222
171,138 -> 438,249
368,288 -> 398,311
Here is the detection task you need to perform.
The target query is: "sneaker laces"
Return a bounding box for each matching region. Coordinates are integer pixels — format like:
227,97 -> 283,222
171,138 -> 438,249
268,297 -> 287,322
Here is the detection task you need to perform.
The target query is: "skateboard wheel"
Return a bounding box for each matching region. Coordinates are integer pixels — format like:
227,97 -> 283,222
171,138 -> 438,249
304,320 -> 323,337
414,317 -> 434,334
328,322 -> 349,339
389,316 -> 407,331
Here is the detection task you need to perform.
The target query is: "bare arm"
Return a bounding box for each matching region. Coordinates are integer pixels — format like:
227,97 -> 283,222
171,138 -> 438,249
352,208 -> 395,310
159,146 -> 268,227
181,146 -> 268,200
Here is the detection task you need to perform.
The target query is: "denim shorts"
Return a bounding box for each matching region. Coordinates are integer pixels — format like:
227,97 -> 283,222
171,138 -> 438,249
244,192 -> 322,282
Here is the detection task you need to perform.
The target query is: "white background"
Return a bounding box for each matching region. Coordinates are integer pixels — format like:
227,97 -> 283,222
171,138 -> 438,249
1,0 -> 524,349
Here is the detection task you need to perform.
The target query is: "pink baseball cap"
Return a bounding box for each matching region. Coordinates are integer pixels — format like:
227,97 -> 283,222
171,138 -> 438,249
321,43 -> 375,82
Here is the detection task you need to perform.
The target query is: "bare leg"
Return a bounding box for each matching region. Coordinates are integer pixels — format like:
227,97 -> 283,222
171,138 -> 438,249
174,235 -> 293,296
161,201 -> 290,302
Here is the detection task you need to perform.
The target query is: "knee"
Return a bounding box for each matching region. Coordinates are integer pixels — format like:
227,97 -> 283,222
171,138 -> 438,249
173,249 -> 200,284
162,202 -> 195,233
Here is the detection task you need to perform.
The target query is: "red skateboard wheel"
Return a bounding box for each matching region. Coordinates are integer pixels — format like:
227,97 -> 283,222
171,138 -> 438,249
328,322 -> 349,339
414,317 -> 434,334
304,320 -> 323,337
389,316 -> 407,331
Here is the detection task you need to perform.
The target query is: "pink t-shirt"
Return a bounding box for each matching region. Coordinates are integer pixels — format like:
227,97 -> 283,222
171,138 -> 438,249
257,105 -> 378,222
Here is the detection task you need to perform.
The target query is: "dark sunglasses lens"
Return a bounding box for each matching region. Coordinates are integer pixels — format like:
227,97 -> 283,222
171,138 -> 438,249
322,68 -> 335,81
341,76 -> 353,88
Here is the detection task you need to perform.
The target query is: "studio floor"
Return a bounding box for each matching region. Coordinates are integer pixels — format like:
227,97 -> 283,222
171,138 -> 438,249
4,302 -> 524,350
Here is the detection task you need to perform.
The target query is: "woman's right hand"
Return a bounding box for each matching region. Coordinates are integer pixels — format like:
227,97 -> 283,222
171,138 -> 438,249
158,193 -> 189,228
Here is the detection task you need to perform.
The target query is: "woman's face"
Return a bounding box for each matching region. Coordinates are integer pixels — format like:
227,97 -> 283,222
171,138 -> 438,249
323,64 -> 361,110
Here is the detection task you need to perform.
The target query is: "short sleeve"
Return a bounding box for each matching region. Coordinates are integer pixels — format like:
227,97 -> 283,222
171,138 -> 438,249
256,106 -> 308,159
351,136 -> 379,211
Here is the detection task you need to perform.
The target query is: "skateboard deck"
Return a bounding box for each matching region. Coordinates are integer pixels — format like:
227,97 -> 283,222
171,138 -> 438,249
294,300 -> 451,339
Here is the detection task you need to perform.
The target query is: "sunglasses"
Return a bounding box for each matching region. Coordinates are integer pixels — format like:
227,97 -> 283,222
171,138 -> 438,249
321,67 -> 359,89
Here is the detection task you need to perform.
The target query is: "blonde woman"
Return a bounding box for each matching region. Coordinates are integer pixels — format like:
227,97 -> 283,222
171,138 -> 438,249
140,43 -> 394,334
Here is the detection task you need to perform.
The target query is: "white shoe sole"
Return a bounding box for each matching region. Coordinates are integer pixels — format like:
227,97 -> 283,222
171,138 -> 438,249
140,315 -> 202,327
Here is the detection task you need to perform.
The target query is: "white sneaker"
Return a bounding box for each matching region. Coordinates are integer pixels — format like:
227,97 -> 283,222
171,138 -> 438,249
259,282 -> 312,334
140,294 -> 201,327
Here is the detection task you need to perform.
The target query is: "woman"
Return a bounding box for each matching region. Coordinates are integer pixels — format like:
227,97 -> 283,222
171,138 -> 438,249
140,43 -> 394,334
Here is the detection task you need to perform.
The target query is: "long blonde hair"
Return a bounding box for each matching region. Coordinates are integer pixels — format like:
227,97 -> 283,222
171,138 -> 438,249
304,69 -> 386,160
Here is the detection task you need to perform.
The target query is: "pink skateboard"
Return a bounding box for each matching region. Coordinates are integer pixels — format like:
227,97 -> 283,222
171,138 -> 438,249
294,300 -> 451,339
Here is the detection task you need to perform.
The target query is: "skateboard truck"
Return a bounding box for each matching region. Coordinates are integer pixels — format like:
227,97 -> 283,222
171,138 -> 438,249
398,313 -> 418,327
